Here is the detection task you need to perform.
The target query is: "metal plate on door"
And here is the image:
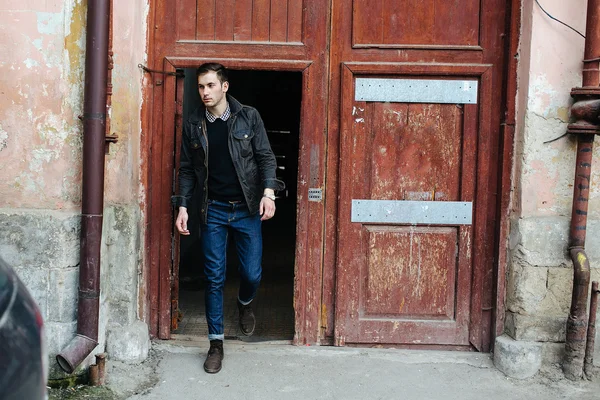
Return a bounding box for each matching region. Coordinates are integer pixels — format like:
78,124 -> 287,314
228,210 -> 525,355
308,188 -> 323,202
355,78 -> 478,104
351,200 -> 472,225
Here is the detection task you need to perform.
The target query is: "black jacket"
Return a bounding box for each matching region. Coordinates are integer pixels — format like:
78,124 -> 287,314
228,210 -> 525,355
176,95 -> 284,223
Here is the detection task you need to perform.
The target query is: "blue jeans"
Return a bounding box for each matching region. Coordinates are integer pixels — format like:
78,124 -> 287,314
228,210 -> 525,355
201,199 -> 262,341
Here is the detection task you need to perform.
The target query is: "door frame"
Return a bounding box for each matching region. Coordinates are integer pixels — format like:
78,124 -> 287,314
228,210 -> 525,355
493,0 -> 522,343
142,0 -> 331,344
146,56 -> 327,341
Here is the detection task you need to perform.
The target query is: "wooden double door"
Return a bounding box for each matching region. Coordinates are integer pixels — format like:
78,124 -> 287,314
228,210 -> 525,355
149,0 -> 512,351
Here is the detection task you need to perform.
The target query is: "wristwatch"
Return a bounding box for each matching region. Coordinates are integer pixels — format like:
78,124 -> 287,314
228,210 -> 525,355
263,193 -> 276,201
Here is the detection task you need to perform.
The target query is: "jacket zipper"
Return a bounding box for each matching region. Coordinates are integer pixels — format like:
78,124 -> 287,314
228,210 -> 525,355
201,118 -> 209,223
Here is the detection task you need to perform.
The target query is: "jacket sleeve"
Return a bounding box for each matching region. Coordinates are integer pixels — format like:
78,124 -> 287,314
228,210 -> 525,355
251,110 -> 285,191
175,123 -> 196,208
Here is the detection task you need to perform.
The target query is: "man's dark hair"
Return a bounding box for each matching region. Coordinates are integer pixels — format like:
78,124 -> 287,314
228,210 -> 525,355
196,63 -> 229,84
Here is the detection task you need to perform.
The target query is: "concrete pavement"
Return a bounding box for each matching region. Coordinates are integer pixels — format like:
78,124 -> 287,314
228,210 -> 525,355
111,340 -> 600,400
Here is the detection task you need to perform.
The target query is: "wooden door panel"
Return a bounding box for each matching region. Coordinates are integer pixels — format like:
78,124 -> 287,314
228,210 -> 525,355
197,0 -> 217,40
335,64 -> 490,346
215,0 -> 236,41
175,0 -> 304,42
363,226 -> 457,319
352,0 -> 480,47
367,102 -> 463,201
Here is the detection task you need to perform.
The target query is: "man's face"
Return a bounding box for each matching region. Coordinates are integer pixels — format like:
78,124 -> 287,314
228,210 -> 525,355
197,71 -> 229,109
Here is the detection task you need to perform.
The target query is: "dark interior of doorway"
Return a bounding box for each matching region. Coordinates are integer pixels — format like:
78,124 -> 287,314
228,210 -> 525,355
173,69 -> 301,341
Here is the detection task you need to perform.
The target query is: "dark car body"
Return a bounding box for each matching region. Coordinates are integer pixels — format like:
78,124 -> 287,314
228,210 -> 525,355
0,257 -> 47,400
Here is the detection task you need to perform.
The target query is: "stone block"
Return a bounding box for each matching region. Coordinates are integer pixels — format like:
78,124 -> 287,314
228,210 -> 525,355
0,210 -> 79,270
505,311 -> 566,342
538,267 -> 572,317
45,321 -> 78,357
47,267 -> 79,323
516,217 -> 569,267
106,320 -> 150,363
596,329 -> 600,367
515,217 -> 600,268
494,334 -> 542,379
587,221 -> 600,257
101,205 -> 141,327
593,270 -> 600,366
506,264 -> 548,315
102,205 -> 140,304
12,266 -> 49,320
508,217 -> 521,251
541,342 -> 564,365
109,300 -> 137,326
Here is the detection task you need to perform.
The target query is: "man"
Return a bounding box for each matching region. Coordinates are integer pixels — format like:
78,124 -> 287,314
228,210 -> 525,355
175,63 -> 283,373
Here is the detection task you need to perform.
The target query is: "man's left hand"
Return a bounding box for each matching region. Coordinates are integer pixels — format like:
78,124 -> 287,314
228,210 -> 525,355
259,197 -> 276,221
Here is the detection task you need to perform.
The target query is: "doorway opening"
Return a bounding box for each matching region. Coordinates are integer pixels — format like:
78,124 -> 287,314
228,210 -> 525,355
173,69 -> 302,341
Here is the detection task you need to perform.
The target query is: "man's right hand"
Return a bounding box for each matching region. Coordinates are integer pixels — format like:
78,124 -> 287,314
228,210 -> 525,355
176,207 -> 190,235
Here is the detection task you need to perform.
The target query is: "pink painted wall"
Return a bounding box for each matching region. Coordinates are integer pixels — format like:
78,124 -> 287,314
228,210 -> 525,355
518,0 -> 589,218
0,1 -> 86,210
105,0 -> 147,205
0,0 -> 147,210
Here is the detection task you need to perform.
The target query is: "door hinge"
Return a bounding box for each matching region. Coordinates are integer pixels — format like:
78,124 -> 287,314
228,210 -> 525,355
138,63 -> 184,77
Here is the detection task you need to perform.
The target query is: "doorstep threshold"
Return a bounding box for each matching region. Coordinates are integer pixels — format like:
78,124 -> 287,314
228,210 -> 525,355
168,333 -> 293,347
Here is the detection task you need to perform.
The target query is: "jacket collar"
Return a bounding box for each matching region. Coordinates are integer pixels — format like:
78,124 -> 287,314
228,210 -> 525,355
189,94 -> 243,124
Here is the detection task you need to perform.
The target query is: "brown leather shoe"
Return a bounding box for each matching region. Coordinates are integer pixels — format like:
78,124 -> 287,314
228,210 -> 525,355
237,300 -> 256,336
203,340 -> 224,373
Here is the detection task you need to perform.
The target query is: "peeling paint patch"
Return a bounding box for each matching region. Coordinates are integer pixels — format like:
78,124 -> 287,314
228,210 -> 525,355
32,38 -> 43,51
24,58 -> 39,68
36,12 -> 62,35
0,125 -> 8,151
528,74 -> 558,116
557,107 -> 569,122
64,0 -> 86,111
30,148 -> 59,171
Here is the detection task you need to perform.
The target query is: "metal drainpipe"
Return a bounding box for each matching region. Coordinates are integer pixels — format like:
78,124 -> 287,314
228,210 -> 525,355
563,0 -> 600,381
56,0 -> 111,374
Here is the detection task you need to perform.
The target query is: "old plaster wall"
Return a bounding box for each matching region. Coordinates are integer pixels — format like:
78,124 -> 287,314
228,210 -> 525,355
0,0 -> 149,378
508,0 -> 600,363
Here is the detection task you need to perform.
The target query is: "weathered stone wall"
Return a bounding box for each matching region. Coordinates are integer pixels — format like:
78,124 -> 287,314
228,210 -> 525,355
0,0 -> 149,379
0,205 -> 146,378
0,210 -> 80,364
508,0 -> 600,365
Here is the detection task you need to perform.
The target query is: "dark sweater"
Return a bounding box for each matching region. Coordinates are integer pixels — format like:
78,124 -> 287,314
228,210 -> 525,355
206,118 -> 244,202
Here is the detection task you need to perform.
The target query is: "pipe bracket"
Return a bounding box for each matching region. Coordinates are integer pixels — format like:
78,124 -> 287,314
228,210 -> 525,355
568,87 -> 600,136
105,133 -> 119,154
82,112 -> 107,121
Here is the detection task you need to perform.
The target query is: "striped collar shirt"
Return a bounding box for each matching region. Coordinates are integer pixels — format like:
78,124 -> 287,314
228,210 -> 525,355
205,103 -> 231,123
